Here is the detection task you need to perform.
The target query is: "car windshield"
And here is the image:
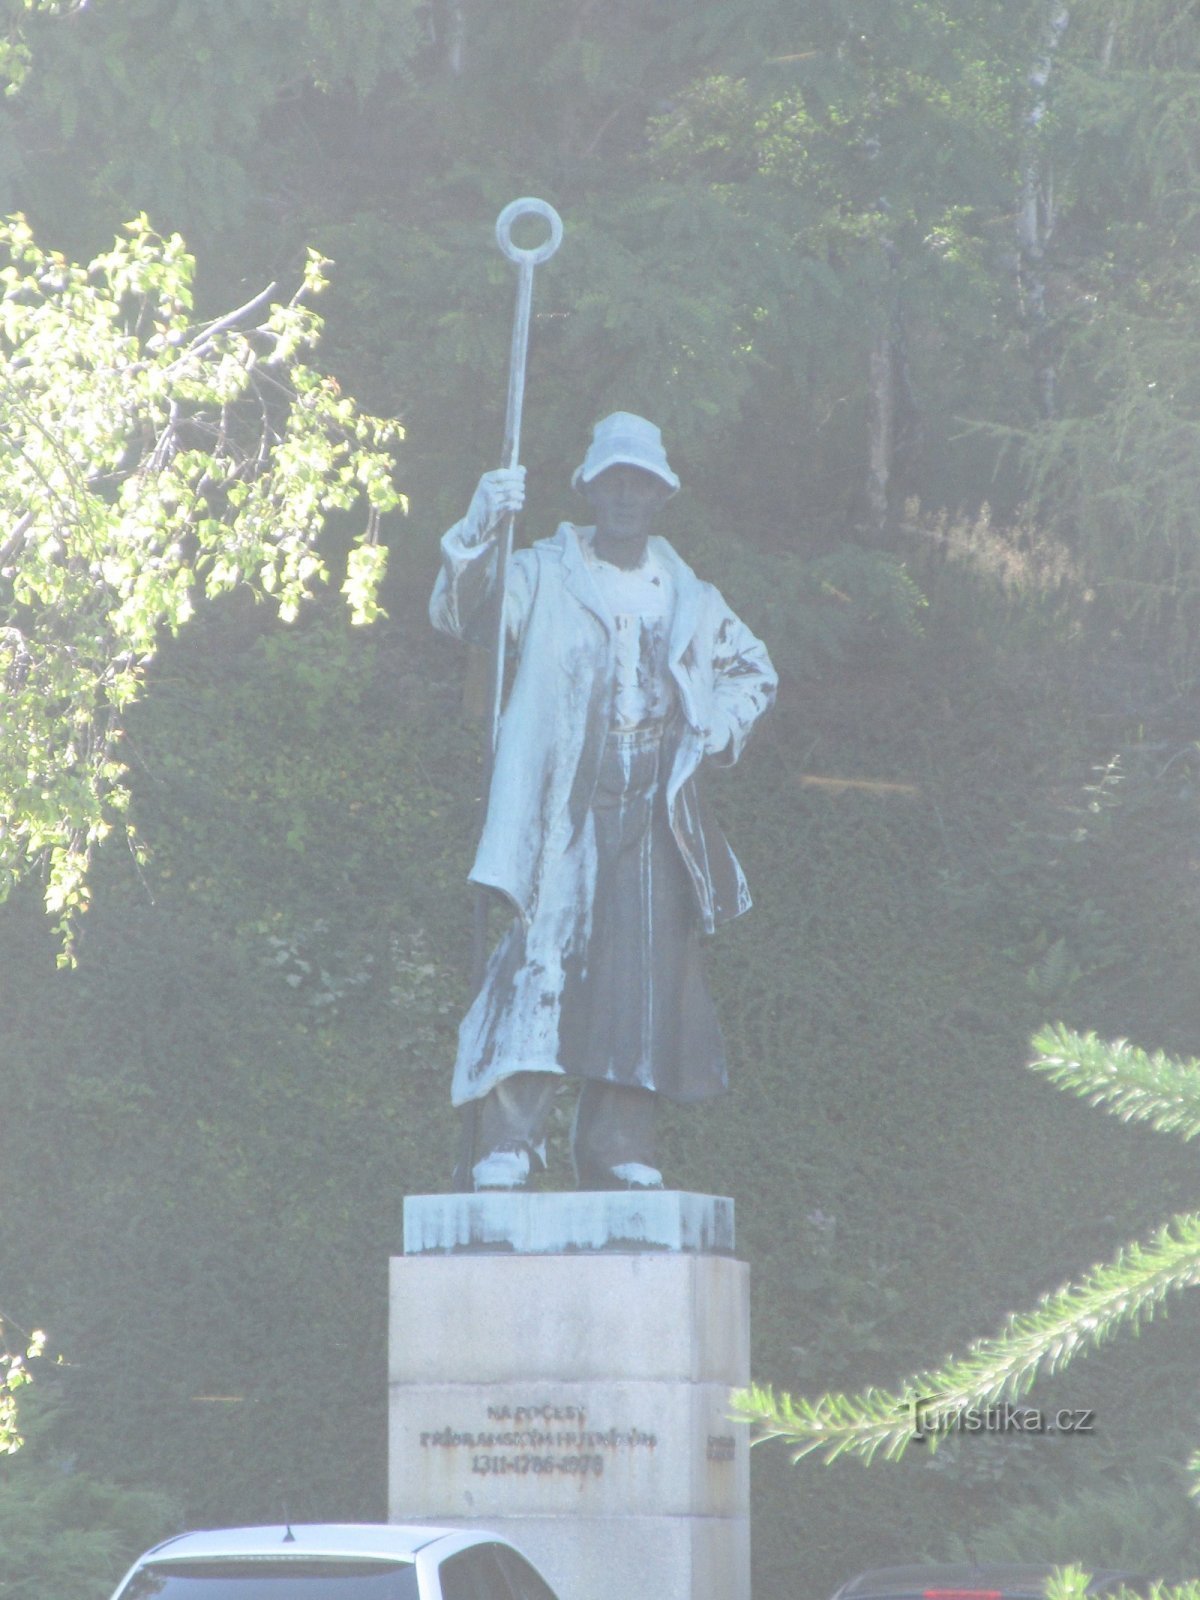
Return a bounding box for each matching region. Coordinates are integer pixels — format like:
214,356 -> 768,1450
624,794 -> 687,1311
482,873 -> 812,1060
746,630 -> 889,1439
121,1560 -> 420,1600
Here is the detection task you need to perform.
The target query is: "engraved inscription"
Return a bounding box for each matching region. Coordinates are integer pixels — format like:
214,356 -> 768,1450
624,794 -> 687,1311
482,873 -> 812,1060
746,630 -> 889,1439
470,1454 -> 604,1477
418,1398 -> 659,1480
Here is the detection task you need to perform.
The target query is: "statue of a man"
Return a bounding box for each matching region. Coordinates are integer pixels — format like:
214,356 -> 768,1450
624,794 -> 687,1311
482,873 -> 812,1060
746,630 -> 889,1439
430,412 -> 776,1192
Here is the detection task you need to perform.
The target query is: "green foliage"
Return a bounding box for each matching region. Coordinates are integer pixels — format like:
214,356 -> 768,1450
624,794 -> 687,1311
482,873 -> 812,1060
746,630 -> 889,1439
0,1447 -> 179,1600
942,1476 -> 1200,1573
1018,311 -> 1200,669
1047,1581 -> 1200,1600
0,214 -> 400,949
6,539 -> 1200,1595
787,1251 -> 910,1389
7,0 -> 1196,619
734,1024 -> 1200,1489
5,2 -> 1200,1593
1032,1025 -> 1200,1144
633,5 -> 1044,523
740,1188 -> 1200,1463
0,1321 -> 42,1455
990,0 -> 1200,674
1024,936 -> 1084,1006
940,754 -> 1128,997
9,0 -> 425,235
0,606 -> 482,1527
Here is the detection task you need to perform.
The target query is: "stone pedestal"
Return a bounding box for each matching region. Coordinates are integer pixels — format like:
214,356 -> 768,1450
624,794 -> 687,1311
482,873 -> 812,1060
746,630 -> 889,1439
389,1193 -> 749,1600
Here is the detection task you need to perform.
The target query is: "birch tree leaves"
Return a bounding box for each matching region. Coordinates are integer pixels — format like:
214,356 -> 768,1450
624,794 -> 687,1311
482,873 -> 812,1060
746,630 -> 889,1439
0,215 -> 401,949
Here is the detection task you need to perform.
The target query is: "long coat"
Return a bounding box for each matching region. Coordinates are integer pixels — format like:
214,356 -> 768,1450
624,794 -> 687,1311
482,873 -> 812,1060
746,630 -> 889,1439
430,518 -> 776,1104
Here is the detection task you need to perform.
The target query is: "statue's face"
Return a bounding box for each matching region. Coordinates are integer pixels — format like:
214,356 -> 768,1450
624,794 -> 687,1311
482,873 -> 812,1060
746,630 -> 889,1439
583,464 -> 669,549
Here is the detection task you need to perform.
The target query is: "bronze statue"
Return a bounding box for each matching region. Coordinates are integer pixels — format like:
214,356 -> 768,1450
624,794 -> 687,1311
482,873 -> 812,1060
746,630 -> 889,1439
431,412 -> 776,1191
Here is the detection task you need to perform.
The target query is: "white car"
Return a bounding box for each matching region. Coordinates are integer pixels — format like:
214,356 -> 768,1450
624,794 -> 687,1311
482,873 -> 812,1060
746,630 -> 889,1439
109,1523 -> 562,1600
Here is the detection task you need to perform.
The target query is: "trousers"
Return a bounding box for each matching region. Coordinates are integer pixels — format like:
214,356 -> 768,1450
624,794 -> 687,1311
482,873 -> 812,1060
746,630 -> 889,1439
476,1071 -> 659,1188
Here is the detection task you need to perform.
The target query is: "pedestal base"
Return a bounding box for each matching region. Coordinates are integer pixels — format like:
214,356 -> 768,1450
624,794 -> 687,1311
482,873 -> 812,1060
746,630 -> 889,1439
389,1193 -> 749,1600
402,1190 -> 736,1257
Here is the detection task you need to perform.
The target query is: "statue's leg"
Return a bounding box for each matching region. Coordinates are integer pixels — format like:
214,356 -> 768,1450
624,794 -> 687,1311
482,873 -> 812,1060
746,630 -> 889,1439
572,1081 -> 662,1190
470,1071 -> 558,1191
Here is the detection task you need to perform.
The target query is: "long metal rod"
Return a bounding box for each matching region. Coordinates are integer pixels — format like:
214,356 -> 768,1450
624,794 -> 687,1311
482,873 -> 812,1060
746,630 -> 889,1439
488,253 -> 534,759
470,261 -> 533,997
457,199 -> 562,1191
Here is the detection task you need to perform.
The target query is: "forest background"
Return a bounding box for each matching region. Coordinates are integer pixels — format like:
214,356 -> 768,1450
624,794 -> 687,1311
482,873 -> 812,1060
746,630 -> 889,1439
4,1 -> 1200,1596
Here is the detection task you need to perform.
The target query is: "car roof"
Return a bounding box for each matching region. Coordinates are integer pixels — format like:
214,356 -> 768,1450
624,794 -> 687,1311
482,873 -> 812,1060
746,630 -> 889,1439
139,1525 -> 466,1564
834,1566 -> 1144,1600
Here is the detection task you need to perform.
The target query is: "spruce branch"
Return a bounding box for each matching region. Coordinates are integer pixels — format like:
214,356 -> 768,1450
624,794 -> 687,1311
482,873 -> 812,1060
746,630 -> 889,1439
733,1211 -> 1200,1464
1031,1024 -> 1200,1142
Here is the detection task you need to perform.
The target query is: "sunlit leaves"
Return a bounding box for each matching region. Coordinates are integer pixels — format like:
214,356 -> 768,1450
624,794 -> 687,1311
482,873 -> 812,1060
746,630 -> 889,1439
0,1326 -> 44,1456
342,541 -> 388,627
0,215 -> 401,952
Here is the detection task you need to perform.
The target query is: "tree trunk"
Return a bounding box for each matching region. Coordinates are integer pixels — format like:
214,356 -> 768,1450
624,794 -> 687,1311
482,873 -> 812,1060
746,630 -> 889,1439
867,329 -> 894,534
1018,2 -> 1070,418
442,0 -> 465,75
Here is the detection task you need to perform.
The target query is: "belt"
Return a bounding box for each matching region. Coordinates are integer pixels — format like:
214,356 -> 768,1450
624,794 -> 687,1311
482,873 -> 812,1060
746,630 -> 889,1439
604,720 -> 668,750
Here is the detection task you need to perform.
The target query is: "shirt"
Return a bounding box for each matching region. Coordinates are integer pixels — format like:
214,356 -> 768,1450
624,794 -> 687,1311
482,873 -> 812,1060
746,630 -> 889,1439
585,545 -> 676,730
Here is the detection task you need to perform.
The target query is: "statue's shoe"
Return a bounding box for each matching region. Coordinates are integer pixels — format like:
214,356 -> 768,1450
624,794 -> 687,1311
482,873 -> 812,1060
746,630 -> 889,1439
472,1147 -> 531,1191
609,1162 -> 664,1190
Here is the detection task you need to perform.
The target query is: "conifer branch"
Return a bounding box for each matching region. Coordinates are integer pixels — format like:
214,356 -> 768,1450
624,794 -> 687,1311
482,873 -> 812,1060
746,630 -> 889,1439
733,1211 -> 1200,1464
1031,1024 -> 1200,1142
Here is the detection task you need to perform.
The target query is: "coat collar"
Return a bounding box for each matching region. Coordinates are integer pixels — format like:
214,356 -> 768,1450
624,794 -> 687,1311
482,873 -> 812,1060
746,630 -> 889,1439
552,522 -> 610,628
543,524 -> 705,657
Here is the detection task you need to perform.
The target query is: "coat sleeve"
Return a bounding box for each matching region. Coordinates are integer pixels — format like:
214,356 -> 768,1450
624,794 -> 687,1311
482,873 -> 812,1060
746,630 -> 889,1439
703,589 -> 777,767
428,518 -> 537,650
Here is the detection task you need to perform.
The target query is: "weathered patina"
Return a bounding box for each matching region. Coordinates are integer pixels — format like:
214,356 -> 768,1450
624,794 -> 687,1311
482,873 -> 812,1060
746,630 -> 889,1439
430,414 -> 775,1190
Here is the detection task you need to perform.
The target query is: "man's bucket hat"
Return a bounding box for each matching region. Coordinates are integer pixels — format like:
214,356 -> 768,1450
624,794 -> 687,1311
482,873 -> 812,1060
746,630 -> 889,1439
571,411 -> 680,495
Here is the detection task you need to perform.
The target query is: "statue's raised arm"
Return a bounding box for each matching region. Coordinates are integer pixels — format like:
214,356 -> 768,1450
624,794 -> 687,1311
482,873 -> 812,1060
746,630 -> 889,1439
429,467 -> 527,645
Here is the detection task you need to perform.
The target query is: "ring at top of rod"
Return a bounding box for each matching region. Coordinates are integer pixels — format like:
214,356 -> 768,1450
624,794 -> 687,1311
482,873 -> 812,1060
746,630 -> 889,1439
495,197 -> 563,266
